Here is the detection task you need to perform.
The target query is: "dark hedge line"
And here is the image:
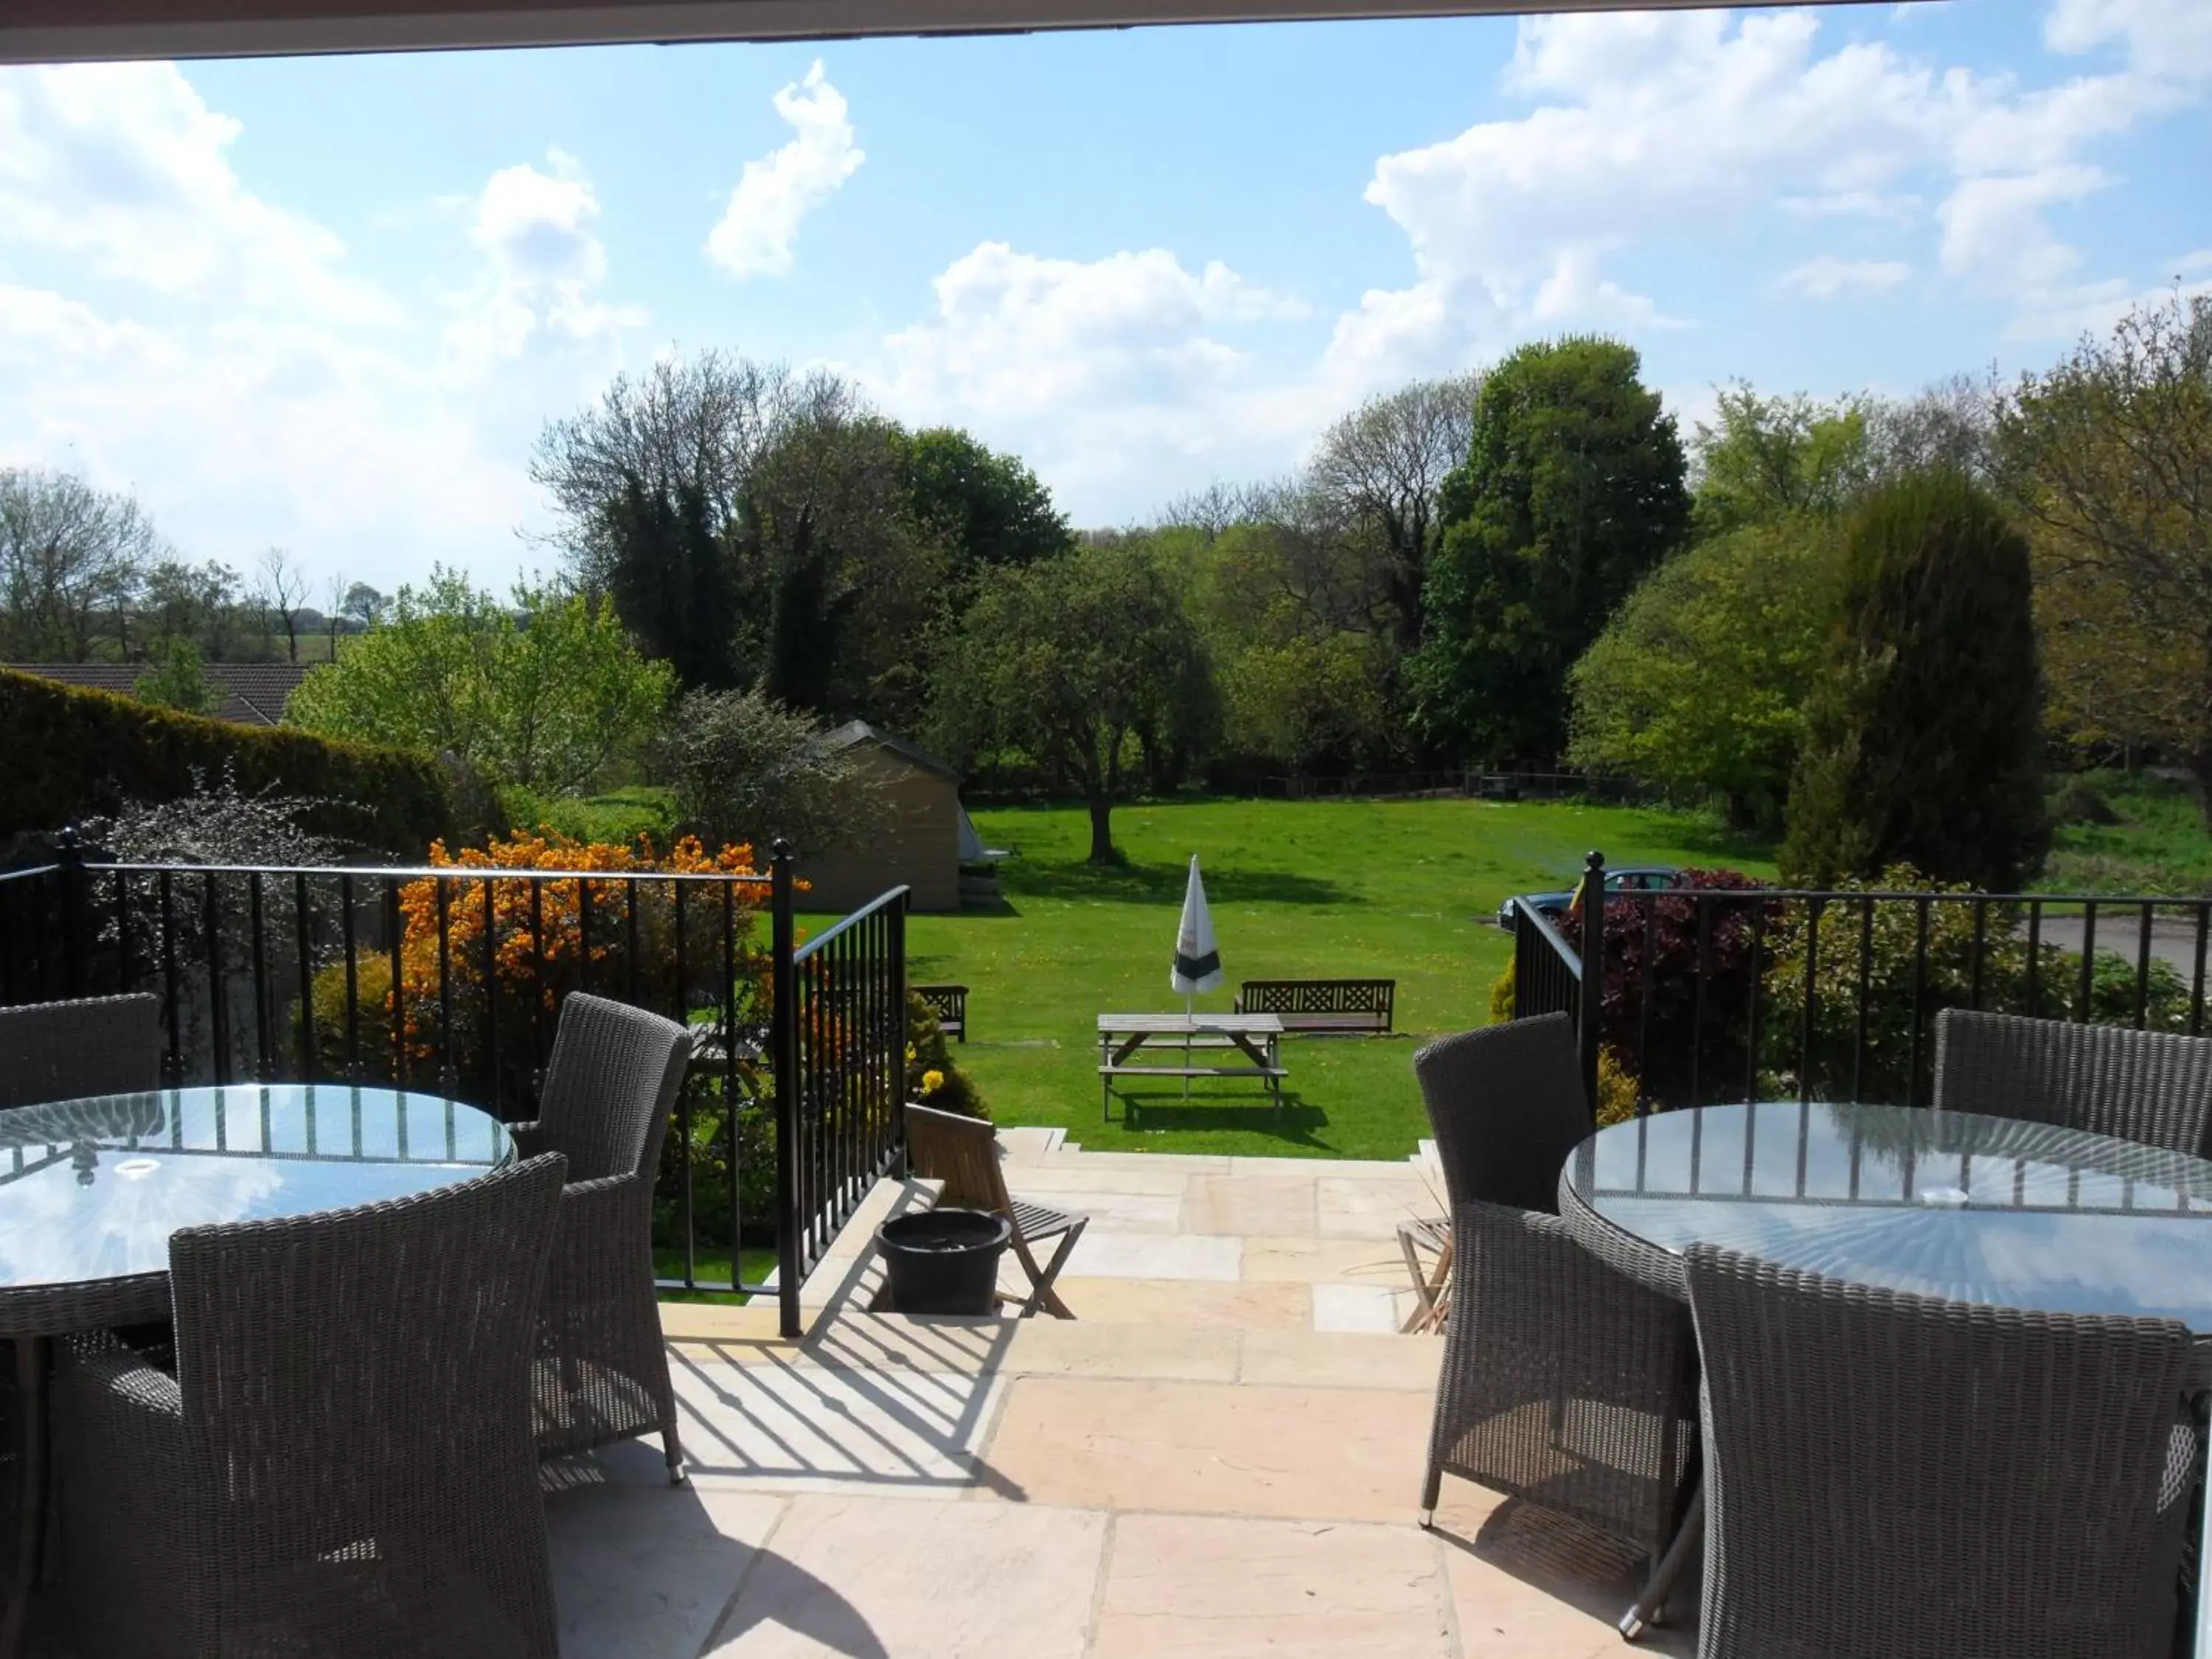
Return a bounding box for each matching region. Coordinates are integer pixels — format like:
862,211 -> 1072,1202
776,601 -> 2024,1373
0,667 -> 494,859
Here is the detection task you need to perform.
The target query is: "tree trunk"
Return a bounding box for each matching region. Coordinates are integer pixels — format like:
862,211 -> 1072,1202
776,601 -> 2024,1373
1086,795 -> 1116,865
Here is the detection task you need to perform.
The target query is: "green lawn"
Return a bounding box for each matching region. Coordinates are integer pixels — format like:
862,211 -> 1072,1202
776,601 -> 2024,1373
905,796 -> 1773,1161
2043,772 -> 2212,896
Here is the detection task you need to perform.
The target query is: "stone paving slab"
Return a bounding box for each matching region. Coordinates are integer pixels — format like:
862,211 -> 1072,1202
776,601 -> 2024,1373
1003,1163 -> 1197,1196
1236,1327 -> 1441,1392
1042,1276 -> 1312,1330
544,1473 -> 783,1659
1317,1176 -> 1437,1239
1313,1280 -> 1417,1332
1064,1229 -> 1242,1281
1237,1234 -> 1407,1284
1183,1173 -> 1319,1237
983,1377 -> 1431,1523
704,1496 -> 1105,1658
1091,1513 -> 1454,1658
664,1338 -> 1004,1495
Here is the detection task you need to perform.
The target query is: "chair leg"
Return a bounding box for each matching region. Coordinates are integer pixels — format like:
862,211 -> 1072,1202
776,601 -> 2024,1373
1419,1460 -> 1442,1526
663,1419 -> 686,1486
1014,1220 -> 1086,1320
1621,1483 -> 1703,1641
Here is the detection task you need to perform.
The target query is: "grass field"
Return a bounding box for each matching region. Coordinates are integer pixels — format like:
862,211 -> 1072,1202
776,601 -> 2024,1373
904,796 -> 1774,1161
2043,772 -> 2212,896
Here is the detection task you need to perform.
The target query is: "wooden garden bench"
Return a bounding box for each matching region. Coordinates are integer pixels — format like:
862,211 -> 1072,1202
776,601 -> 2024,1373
1234,978 -> 1397,1034
915,984 -> 967,1042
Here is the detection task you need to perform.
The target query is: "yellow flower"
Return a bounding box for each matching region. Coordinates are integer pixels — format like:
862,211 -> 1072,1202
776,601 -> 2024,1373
921,1068 -> 946,1096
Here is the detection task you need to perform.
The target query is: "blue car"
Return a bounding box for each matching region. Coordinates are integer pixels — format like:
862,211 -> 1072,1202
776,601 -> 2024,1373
1496,867 -> 1679,930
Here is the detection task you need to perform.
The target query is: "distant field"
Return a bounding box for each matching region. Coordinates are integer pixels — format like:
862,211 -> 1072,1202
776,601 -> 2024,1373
2042,772 -> 2212,897
904,796 -> 1774,1161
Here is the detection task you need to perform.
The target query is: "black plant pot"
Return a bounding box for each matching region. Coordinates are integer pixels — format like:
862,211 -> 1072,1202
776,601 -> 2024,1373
877,1208 -> 1012,1315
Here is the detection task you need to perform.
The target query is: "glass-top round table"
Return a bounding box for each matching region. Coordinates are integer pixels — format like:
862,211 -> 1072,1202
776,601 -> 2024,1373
0,1085 -> 515,1329
1559,1099 -> 2212,1329
1559,1100 -> 2212,1643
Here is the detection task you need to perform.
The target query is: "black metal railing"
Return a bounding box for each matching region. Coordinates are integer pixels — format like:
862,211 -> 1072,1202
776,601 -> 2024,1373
773,877 -> 908,1335
1513,850 -> 2212,1116
0,834 -> 912,1338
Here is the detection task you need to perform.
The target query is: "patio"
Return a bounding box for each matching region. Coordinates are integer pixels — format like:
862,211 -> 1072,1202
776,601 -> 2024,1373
523,1130 -> 1694,1659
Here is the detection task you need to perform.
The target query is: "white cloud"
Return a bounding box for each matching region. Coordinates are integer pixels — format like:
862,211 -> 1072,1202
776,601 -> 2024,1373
0,64 -> 648,588
704,60 -> 863,279
442,148 -> 641,386
869,241 -> 1310,516
0,63 -> 394,325
1324,6 -> 2208,386
1775,255 -> 1914,299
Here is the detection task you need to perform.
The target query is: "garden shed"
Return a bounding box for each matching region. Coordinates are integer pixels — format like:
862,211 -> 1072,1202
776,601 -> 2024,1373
801,722 -> 966,914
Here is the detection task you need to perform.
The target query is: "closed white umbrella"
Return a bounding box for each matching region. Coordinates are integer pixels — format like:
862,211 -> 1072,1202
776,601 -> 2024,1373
1170,855 -> 1223,1012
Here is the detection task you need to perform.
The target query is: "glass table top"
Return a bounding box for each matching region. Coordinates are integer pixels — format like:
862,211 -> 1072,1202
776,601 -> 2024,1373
1563,1101 -> 2212,1329
0,1086 -> 513,1293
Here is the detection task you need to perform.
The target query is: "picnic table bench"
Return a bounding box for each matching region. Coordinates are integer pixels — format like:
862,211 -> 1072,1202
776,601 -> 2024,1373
1096,1012 -> 1286,1121
1234,978 -> 1396,1034
916,983 -> 967,1042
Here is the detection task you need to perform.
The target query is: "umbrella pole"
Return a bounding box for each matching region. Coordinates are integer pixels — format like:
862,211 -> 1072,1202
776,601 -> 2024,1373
1184,992 -> 1194,1099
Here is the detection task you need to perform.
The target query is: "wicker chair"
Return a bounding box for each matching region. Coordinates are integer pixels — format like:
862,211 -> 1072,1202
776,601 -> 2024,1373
1414,1014 -> 1700,1576
904,1102 -> 1087,1318
0,994 -> 161,1109
1933,1008 -> 2212,1158
511,991 -> 692,1476
1683,1242 -> 2200,1659
51,1154 -> 568,1659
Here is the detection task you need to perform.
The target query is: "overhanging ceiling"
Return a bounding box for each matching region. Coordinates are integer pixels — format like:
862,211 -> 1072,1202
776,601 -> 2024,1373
0,0 -> 1857,64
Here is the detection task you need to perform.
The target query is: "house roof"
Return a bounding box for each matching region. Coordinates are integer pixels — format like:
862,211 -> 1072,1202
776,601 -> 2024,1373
825,720 -> 961,782
4,663 -> 315,728
0,0 -> 1845,63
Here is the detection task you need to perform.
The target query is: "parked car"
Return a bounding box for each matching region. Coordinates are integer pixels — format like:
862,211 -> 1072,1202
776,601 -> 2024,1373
1495,866 -> 1679,930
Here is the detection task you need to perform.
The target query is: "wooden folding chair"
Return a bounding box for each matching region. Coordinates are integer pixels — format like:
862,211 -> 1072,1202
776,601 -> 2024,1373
903,1103 -> 1088,1319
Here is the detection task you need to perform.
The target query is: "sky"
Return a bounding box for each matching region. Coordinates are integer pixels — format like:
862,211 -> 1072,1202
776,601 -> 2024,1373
1,0 -> 2208,597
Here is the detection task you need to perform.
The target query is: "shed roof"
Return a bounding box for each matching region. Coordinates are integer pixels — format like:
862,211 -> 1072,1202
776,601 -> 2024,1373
826,720 -> 961,782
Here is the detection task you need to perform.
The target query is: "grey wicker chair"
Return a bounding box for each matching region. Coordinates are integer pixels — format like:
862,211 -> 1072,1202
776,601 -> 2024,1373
511,991 -> 692,1477
1415,1013 -> 1700,1573
1683,1241 -> 2200,1659
0,994 -> 161,1109
51,1154 -> 568,1659
1933,1007 -> 2212,1158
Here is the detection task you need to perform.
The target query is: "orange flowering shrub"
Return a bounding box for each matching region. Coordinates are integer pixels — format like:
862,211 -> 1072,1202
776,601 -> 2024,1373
387,827 -> 770,1113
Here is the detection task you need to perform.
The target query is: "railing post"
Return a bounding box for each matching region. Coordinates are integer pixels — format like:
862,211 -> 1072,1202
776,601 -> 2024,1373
891,889 -> 909,1166
770,840 -> 802,1340
57,825 -> 88,998
1578,849 -> 1606,1114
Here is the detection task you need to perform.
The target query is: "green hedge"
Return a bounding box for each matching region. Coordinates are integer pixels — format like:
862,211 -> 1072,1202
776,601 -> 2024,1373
0,667 -> 490,858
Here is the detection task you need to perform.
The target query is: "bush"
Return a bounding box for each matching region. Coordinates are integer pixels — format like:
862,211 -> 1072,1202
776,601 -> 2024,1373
656,686 -> 886,857
0,666 -> 495,858
1760,864 -> 2205,1102
907,990 -> 987,1119
1593,869 -> 1775,1108
1488,961 -> 1515,1024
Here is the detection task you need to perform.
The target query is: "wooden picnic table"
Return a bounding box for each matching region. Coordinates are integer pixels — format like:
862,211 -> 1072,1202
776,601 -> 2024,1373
1096,1011 -> 1286,1121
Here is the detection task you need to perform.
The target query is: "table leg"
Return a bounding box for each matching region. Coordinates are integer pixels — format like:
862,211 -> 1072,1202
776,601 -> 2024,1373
1,1335 -> 49,1659
1621,1482 -> 1702,1641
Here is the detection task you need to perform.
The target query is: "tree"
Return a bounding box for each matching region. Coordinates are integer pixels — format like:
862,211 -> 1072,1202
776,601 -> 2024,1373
140,557 -> 262,661
601,477 -> 739,689
1413,338 -> 1691,763
899,427 -> 1074,580
1781,470 -> 2048,890
1691,386 -> 1874,534
341,582 -> 390,629
1307,372 -> 1481,655
287,568 -> 675,793
254,546 -> 310,664
933,542 -> 1214,863
0,468 -> 165,661
656,686 -> 887,855
1222,628 -> 1393,779
1994,294 -> 2212,818
131,638 -> 219,715
1568,518 -> 1843,832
